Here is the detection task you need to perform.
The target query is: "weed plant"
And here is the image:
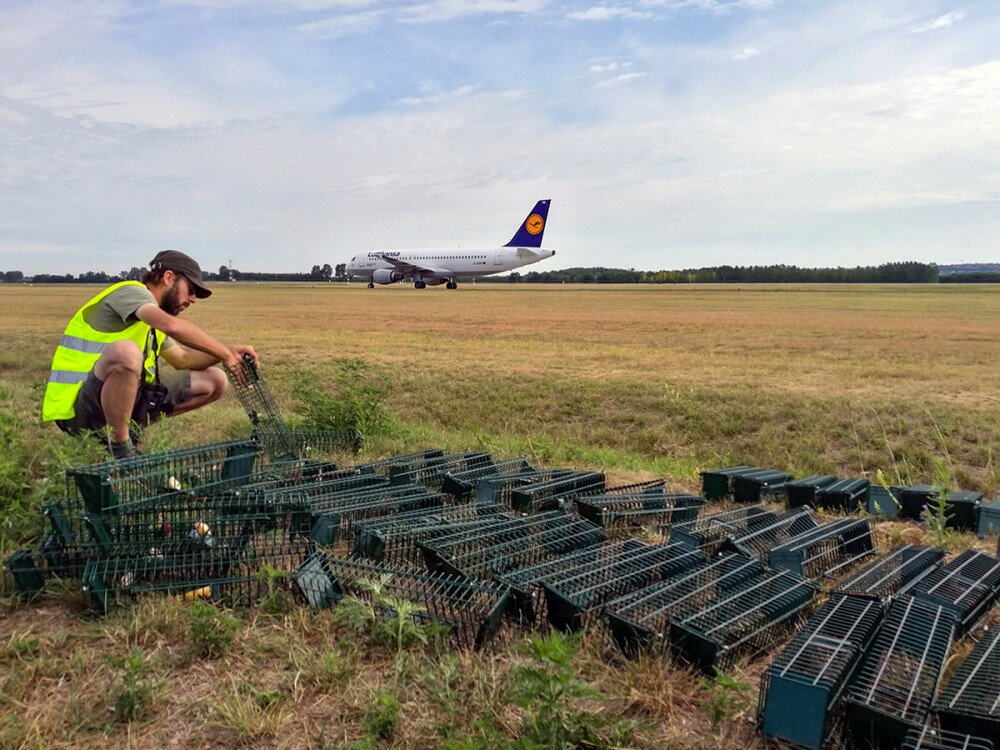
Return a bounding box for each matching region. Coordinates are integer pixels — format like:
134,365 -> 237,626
292,359 -> 395,447
187,600 -> 242,658
106,647 -> 160,723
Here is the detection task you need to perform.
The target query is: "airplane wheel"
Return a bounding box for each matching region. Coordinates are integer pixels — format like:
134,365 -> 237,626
446,281 -> 457,289
414,281 -> 426,289
367,282 -> 374,288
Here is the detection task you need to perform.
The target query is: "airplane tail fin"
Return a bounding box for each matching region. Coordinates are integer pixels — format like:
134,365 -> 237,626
504,199 -> 551,248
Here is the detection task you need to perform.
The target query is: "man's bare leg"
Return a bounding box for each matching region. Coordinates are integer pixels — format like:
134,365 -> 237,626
169,367 -> 228,416
92,340 -> 143,443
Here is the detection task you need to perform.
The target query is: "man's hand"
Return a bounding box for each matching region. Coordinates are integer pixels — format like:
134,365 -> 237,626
229,344 -> 259,370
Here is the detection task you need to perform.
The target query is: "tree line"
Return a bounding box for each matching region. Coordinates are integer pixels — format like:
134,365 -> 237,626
6,261 -> 997,285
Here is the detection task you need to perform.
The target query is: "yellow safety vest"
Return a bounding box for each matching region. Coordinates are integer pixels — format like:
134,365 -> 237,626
41,281 -> 159,422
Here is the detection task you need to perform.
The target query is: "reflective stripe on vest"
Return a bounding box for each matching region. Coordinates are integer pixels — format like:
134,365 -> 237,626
41,281 -> 158,422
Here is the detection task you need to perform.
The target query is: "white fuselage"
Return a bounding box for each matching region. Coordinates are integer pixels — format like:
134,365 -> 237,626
346,246 -> 556,280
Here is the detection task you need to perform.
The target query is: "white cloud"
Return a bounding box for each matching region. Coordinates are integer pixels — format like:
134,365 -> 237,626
910,10 -> 967,34
732,47 -> 759,60
595,71 -> 647,87
589,61 -> 634,72
398,0 -> 547,23
567,6 -> 653,21
296,10 -> 387,37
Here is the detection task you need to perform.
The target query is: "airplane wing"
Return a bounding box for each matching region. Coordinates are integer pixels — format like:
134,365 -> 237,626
376,254 -> 452,276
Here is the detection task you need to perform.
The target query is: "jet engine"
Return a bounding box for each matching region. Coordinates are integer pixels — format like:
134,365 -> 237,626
372,269 -> 403,285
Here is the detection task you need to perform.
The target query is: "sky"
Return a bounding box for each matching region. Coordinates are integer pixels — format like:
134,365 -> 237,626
1,0 -> 998,275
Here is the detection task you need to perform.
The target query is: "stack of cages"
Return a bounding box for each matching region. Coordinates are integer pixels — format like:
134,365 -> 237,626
786,475 -> 839,509
440,457 -> 537,501
933,627 -> 1000,740
758,594 -> 885,750
844,597 -> 956,750
901,728 -> 995,750
419,512 -> 607,582
293,554 -> 510,649
668,504 -> 778,554
6,440 -> 266,605
574,483 -> 704,530
909,549 -> 1000,636
768,518 -> 876,580
604,552 -> 763,659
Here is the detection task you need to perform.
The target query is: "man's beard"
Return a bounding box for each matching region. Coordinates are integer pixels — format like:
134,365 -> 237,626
159,281 -> 185,316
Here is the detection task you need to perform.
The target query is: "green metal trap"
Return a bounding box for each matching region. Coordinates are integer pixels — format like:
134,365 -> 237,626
732,468 -> 794,504
768,518 -> 875,579
758,594 -> 885,750
225,356 -> 298,459
440,457 -> 537,500
902,728 -> 994,750
786,475 -> 839,509
718,507 -> 819,559
816,478 -> 870,513
293,554 -> 510,649
700,465 -> 753,501
910,548 -> 1000,635
844,597 -> 955,750
574,492 -> 704,530
833,545 -> 944,601
933,627 -> 1000,741
668,504 -> 777,554
508,471 -> 606,513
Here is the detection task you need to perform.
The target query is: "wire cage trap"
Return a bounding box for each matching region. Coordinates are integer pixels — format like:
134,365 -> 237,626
843,597 -> 956,750
667,567 -> 818,674
508,471 -> 606,513
225,356 -> 298,459
603,552 -> 766,658
668,504 -> 777,554
732,468 -> 795,504
574,492 -> 704,530
700,465 -> 754,501
833,545 -> 945,602
351,503 -> 514,566
419,512 -> 607,582
909,548 -> 1000,635
768,518 -> 876,580
293,554 -> 510,649
757,593 -> 885,750
816,478 -> 870,513
386,451 -> 495,488
440,457 -> 538,500
541,541 -> 705,632
786,475 -> 840,509
718,507 -> 820,559
933,626 -> 1000,740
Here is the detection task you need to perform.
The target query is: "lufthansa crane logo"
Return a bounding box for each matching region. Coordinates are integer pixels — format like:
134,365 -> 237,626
525,214 -> 544,235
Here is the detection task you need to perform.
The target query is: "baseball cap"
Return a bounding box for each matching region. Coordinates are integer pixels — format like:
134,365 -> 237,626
149,250 -> 212,299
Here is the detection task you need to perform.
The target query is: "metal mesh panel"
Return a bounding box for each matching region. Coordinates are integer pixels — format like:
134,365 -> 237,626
934,627 -> 1000,740
440,457 -> 537,500
834,545 -> 945,601
901,727 -> 994,750
574,492 -> 704,529
768,518 -> 876,579
910,549 -> 1000,634
420,513 -> 606,581
668,568 -> 818,673
844,597 -> 955,750
293,554 -> 509,649
225,357 -> 298,459
757,594 -> 884,750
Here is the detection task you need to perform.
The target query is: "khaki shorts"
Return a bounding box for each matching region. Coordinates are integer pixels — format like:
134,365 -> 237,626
55,369 -> 192,436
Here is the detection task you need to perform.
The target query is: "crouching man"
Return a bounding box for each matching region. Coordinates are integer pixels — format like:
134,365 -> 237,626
41,250 -> 258,457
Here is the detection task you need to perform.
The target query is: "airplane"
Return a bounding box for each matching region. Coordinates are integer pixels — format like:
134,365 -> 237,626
345,199 -> 556,289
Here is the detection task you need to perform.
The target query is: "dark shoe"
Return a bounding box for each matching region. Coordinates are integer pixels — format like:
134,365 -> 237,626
107,440 -> 139,460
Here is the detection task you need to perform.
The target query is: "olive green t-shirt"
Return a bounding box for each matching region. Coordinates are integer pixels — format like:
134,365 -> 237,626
82,284 -> 175,350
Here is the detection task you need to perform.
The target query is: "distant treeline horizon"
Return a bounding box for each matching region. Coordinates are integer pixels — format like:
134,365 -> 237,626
3,261 -> 999,285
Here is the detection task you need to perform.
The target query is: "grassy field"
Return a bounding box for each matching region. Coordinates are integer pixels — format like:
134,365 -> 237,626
1,282 -> 998,749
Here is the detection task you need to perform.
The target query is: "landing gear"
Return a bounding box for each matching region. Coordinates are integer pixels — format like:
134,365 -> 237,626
446,281 -> 457,289
414,280 -> 426,289
367,282 -> 374,288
